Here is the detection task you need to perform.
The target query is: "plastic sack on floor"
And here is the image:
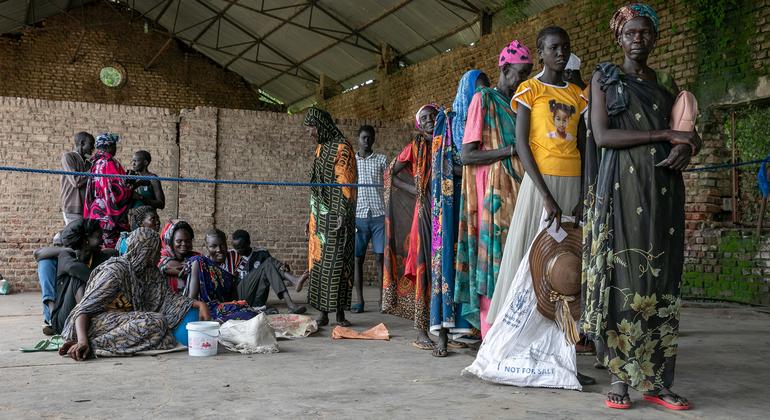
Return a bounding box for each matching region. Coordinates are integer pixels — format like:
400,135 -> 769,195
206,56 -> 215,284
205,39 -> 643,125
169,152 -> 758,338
267,314 -> 318,339
332,323 -> 390,340
462,216 -> 581,390
218,313 -> 279,354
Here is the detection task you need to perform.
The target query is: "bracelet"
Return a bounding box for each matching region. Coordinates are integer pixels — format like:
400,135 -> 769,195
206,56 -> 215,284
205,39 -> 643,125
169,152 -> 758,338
510,145 -> 515,157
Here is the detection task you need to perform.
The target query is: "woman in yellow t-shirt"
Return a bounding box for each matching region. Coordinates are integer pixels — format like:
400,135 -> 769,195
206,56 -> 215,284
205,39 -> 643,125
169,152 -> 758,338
482,25 -> 594,387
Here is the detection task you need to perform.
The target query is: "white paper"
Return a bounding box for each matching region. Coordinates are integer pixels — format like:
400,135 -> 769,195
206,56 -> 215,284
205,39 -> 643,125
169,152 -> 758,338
547,223 -> 568,243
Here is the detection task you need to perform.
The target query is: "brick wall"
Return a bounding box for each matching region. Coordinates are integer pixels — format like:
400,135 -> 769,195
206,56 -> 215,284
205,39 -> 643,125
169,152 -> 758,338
0,2 -> 272,112
0,97 -> 412,292
325,0 -> 770,123
0,97 -> 179,291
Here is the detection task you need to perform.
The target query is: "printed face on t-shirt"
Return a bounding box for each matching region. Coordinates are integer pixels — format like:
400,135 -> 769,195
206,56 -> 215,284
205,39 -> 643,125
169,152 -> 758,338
547,100 -> 577,141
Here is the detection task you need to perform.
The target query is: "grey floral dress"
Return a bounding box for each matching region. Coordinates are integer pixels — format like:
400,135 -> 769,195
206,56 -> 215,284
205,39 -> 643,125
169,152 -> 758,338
62,228 -> 193,355
581,63 -> 684,392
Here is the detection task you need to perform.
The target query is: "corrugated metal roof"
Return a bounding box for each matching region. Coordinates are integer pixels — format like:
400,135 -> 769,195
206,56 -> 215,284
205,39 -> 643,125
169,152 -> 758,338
0,0 -> 566,109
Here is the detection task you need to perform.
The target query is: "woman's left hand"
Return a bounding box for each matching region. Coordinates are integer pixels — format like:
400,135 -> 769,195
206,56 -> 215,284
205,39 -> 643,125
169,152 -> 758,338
656,144 -> 692,171
67,340 -> 91,361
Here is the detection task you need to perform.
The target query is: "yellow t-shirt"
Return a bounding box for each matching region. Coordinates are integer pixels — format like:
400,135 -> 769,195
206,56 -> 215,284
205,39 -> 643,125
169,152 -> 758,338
512,78 -> 587,176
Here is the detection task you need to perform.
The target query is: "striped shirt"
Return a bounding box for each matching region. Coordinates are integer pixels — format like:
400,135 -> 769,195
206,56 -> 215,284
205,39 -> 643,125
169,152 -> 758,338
355,152 -> 387,218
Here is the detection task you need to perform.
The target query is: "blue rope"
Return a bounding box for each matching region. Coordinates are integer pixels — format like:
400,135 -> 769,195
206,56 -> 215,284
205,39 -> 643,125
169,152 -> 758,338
0,158 -> 764,186
0,166 -> 381,188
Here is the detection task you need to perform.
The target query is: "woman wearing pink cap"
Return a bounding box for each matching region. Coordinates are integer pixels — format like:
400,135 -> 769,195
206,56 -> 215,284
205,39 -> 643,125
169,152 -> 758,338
454,40 -> 533,339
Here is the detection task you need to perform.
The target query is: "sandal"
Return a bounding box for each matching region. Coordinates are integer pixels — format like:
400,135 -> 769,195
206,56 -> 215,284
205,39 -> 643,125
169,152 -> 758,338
289,306 -> 307,315
447,340 -> 467,349
432,347 -> 448,357
643,392 -> 691,410
411,340 -> 435,350
20,335 -> 64,352
350,303 -> 364,313
336,319 -> 352,327
605,392 -> 632,409
316,316 -> 329,327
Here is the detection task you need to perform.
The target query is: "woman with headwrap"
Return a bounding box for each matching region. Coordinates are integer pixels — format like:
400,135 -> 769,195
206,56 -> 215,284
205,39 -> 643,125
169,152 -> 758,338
49,219 -> 112,334
382,104 -> 437,350
304,107 -> 357,327
60,228 -> 211,360
582,3 -> 700,410
428,71 -> 491,357
455,40 -> 532,338
83,133 -> 133,249
159,219 -> 199,293
158,220 -> 258,322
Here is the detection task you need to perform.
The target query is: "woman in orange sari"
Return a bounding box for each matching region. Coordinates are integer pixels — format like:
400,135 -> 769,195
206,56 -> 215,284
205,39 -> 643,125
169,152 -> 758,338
382,104 -> 438,350
304,107 -> 357,327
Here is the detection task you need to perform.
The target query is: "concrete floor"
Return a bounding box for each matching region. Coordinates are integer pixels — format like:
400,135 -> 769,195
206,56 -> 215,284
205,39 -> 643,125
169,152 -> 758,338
1,286 -> 769,420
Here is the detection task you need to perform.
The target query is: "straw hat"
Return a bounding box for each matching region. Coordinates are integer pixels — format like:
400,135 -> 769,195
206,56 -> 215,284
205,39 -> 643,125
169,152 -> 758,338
529,222 -> 582,344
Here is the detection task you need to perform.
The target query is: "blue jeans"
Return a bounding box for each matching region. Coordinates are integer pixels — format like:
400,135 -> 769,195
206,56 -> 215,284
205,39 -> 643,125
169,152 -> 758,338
355,215 -> 385,257
38,259 -> 57,323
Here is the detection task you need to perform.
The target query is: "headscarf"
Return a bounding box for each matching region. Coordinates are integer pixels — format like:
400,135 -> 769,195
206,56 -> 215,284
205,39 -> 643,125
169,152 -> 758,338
498,39 -> 532,67
415,103 -> 439,130
95,132 -> 120,148
160,219 -> 194,260
452,70 -> 483,151
303,107 -> 344,144
610,3 -> 659,40
124,227 -> 160,275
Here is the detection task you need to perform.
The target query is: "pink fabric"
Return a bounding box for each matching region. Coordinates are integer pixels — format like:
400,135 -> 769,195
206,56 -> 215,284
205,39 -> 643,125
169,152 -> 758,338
463,93 -> 491,230
498,39 -> 532,67
480,295 -> 492,338
462,93 -> 484,145
83,151 -> 132,249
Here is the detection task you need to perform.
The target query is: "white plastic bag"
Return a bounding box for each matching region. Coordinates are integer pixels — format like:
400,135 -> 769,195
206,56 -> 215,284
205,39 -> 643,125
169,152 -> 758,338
218,313 -> 279,354
463,215 -> 581,390
267,314 -> 318,339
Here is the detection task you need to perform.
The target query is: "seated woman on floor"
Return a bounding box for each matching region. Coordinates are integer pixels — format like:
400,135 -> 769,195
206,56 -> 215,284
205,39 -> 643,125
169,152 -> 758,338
60,228 -> 211,361
159,219 -> 200,293
49,219 -> 114,335
185,229 -> 262,322
159,220 -> 260,322
116,205 -> 161,255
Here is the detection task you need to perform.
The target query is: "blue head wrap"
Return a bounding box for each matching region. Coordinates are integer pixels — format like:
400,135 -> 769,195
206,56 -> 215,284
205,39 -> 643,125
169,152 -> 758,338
451,69 -> 482,152
95,132 -> 120,148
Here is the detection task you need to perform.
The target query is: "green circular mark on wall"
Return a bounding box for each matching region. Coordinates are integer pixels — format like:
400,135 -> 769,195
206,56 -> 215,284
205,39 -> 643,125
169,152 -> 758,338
99,64 -> 126,88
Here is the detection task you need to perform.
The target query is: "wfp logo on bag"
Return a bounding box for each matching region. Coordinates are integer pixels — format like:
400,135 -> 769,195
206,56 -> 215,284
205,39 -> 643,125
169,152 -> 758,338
502,291 -> 531,328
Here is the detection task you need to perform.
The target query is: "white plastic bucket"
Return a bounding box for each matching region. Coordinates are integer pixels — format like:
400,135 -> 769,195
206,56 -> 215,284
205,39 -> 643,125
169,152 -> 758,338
186,321 -> 220,356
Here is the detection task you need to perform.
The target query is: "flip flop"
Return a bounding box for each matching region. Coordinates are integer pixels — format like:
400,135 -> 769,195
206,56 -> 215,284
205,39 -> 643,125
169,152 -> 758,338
350,303 -> 364,313
432,347 -> 448,357
447,340 -> 467,349
643,393 -> 691,410
19,335 -> 64,352
411,340 -> 435,350
336,319 -> 352,327
605,393 -> 632,409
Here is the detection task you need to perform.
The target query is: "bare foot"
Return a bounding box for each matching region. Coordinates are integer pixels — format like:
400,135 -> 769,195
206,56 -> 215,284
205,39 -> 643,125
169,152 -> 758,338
295,271 -> 309,292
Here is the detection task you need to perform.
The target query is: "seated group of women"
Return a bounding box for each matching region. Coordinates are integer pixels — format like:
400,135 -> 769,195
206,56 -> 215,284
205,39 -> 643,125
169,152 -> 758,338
58,206 -> 305,361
